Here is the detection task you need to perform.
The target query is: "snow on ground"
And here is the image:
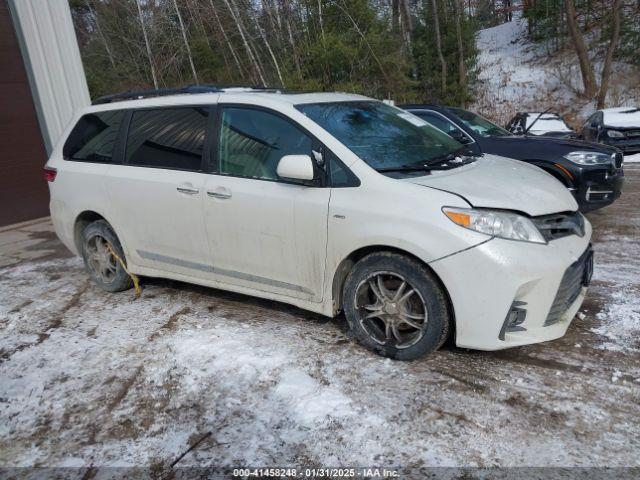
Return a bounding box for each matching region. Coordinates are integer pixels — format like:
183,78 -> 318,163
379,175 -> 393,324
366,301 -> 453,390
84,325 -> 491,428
1,170 -> 639,473
473,15 -> 640,126
625,153 -> 640,163
585,165 -> 640,353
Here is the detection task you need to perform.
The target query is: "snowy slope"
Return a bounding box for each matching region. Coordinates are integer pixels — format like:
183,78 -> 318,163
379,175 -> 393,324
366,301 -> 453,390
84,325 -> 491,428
472,16 -> 640,129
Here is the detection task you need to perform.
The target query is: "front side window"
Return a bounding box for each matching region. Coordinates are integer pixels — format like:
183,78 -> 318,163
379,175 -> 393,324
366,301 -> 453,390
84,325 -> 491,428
218,107 -> 312,181
63,110 -> 125,162
296,101 -> 463,170
125,107 -> 208,171
447,107 -> 511,137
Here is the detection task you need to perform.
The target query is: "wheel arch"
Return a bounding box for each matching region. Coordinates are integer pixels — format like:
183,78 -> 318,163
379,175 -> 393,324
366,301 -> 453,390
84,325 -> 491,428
73,210 -> 112,254
331,245 -> 455,334
528,160 -> 574,187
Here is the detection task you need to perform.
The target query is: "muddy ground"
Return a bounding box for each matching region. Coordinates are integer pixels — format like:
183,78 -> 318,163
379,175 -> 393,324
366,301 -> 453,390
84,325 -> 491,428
0,167 -> 638,475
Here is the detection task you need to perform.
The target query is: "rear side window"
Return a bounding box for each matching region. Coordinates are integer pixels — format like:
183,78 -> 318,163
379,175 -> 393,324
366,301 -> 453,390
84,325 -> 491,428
125,107 -> 209,171
63,110 -> 125,162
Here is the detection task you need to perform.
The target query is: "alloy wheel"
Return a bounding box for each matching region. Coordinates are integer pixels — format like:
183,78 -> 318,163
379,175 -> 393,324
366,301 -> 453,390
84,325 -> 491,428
86,235 -> 117,283
354,272 -> 428,349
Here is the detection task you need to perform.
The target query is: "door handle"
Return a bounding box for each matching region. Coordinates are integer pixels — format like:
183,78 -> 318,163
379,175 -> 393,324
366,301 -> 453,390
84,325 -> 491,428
177,185 -> 199,195
207,187 -> 232,199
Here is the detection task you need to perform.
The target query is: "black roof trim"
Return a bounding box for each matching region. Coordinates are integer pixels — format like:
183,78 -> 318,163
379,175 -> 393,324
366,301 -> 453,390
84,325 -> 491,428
92,84 -> 285,105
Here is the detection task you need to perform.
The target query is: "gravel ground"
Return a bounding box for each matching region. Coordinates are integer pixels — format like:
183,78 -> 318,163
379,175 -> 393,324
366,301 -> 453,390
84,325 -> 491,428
0,166 -> 639,475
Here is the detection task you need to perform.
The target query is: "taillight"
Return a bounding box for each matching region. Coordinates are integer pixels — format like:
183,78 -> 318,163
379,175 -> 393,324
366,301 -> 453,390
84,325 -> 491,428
43,167 -> 57,182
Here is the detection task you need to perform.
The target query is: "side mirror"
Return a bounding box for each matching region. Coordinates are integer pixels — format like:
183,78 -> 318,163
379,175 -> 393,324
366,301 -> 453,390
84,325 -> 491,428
450,130 -> 471,144
276,154 -> 315,181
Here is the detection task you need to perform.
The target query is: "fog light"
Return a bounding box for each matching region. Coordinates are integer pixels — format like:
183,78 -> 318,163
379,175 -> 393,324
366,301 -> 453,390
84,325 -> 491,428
499,301 -> 527,341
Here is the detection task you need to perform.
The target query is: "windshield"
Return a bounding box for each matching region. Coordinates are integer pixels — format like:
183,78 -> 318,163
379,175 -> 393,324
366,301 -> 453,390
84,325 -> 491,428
296,101 -> 464,170
447,107 -> 510,137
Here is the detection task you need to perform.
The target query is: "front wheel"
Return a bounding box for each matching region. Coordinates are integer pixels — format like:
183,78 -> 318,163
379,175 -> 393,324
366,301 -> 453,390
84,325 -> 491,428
343,252 -> 451,360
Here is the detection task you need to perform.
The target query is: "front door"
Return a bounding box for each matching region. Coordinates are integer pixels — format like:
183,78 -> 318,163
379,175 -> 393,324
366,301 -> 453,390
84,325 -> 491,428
202,106 -> 330,301
105,106 -> 213,277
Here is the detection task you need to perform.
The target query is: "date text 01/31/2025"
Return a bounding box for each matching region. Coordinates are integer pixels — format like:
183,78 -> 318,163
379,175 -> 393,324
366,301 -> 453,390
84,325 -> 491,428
232,467 -> 399,478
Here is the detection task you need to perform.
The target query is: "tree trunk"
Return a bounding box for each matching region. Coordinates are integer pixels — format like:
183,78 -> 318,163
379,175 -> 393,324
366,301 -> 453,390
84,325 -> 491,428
431,0 -> 447,96
282,0 -> 302,78
208,0 -> 245,78
453,0 -> 466,99
172,0 -> 199,84
86,0 -> 116,69
221,0 -> 267,86
565,0 -> 597,97
596,0 -> 622,109
399,0 -> 412,47
252,9 -> 285,86
135,0 -> 158,89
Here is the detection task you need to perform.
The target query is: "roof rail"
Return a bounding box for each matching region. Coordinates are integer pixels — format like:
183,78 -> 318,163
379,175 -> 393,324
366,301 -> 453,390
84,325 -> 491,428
92,84 -> 286,105
92,85 -> 222,105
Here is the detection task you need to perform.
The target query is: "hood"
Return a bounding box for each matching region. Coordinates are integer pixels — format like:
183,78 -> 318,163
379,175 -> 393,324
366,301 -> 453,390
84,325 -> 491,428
602,108 -> 640,128
481,135 -> 617,160
402,154 -> 578,217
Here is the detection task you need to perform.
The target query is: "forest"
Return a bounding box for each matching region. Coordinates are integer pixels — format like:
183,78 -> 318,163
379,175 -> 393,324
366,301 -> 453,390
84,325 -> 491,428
70,0 -> 640,109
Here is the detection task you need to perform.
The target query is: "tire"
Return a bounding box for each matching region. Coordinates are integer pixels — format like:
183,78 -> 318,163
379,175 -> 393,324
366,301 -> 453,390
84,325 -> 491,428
343,252 -> 451,360
81,220 -> 133,292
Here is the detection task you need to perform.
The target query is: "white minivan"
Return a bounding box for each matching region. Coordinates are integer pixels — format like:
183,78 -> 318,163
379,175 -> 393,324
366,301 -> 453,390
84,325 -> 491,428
45,87 -> 593,360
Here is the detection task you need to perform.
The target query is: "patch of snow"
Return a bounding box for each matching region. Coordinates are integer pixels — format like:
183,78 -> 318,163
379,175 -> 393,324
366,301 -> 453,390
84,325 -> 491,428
593,291 -> 640,352
624,153 -> 640,163
275,368 -> 354,425
602,107 -> 640,128
525,114 -> 572,133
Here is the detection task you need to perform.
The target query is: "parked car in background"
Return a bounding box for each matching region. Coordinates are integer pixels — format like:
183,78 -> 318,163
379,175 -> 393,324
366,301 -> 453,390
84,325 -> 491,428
401,104 -> 624,212
46,87 -> 593,360
506,111 -> 577,139
581,107 -> 640,154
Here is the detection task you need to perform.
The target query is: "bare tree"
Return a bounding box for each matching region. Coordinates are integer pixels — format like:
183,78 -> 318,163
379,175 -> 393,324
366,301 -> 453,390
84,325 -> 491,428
596,0 -> 622,109
136,0 -> 159,89
86,0 -> 116,69
207,0 -> 245,77
221,0 -> 267,85
250,6 -> 285,86
172,0 -> 199,84
453,0 -> 466,97
565,0 -> 597,97
431,0 -> 447,95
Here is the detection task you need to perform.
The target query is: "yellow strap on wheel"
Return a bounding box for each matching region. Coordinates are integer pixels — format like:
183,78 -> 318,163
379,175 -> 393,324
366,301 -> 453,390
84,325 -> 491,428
106,242 -> 142,297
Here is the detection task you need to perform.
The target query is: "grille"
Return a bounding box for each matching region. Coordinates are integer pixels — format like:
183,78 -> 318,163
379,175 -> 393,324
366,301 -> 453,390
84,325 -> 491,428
625,129 -> 640,139
544,247 -> 593,326
532,211 -> 585,241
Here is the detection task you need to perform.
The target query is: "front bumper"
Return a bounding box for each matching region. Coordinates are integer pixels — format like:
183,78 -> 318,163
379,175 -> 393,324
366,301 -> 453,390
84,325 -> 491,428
574,165 -> 624,212
429,224 -> 592,350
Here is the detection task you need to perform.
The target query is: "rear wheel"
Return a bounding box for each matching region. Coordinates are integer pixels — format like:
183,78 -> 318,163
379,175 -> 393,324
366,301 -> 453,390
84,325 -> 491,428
343,252 -> 451,360
81,220 -> 133,292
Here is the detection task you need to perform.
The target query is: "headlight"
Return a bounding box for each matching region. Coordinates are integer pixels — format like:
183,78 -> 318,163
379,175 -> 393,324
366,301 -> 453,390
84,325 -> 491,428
564,151 -> 612,165
606,130 -> 625,138
443,207 -> 546,244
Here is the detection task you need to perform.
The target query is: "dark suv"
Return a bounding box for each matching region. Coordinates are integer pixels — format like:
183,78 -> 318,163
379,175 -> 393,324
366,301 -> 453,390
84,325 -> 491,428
401,104 -> 624,213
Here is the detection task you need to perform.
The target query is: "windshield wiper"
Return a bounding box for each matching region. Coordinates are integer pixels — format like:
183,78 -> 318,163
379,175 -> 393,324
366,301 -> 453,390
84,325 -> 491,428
376,147 -> 478,173
426,146 -> 477,166
376,164 -> 434,173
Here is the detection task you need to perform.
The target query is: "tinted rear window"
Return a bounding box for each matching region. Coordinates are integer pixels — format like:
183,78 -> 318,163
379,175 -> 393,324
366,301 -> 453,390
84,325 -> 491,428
63,110 -> 125,162
125,107 -> 209,171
